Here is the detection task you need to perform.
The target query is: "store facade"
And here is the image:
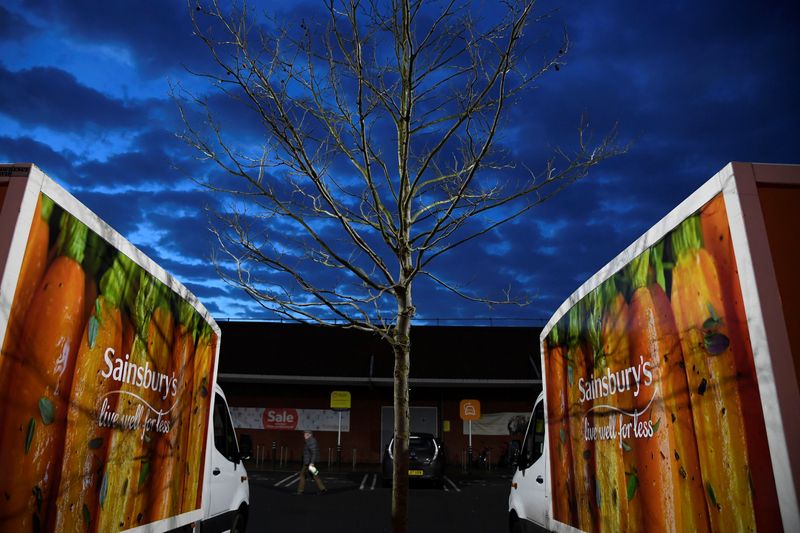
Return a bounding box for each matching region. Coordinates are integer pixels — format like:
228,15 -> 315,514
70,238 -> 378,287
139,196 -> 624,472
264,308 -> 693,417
217,321 -> 543,467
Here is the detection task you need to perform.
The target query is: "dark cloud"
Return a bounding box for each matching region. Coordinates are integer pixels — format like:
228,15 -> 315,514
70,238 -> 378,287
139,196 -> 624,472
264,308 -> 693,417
0,6 -> 37,37
22,0 -> 208,78
0,136 -> 77,179
76,142 -> 183,187
0,64 -> 146,130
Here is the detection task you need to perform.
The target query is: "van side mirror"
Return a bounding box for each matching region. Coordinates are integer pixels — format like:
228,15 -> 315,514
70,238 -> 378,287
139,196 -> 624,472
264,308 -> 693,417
238,434 -> 253,461
517,448 -> 528,473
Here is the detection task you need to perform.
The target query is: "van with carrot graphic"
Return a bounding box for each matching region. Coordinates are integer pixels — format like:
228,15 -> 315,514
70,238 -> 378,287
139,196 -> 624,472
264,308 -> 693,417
0,164 -> 251,533
508,162 -> 800,533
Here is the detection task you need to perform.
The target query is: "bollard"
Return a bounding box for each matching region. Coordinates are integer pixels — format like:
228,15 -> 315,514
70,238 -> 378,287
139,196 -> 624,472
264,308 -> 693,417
272,441 -> 277,469
336,444 -> 342,471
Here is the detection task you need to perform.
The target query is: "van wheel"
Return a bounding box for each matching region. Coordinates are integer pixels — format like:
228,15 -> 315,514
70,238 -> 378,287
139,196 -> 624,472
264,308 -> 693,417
509,514 -> 525,533
231,511 -> 246,533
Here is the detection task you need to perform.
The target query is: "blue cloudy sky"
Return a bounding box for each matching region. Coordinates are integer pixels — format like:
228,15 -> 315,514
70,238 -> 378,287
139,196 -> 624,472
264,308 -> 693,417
1,0 -> 798,325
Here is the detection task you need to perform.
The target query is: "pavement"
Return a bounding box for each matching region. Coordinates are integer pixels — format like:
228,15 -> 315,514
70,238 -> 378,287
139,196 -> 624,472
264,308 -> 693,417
243,458 -> 515,479
243,461 -> 515,532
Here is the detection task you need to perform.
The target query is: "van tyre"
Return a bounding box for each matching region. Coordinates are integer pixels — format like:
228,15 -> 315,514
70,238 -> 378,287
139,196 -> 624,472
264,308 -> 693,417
231,511 -> 246,533
509,514 -> 524,533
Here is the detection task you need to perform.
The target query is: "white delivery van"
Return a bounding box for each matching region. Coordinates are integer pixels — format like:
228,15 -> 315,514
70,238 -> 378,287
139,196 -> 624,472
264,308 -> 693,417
202,384 -> 251,533
0,163 -> 250,533
509,162 -> 800,532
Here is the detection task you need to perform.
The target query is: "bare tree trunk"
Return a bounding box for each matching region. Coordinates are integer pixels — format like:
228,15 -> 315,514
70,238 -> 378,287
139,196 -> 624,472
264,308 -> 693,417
391,338 -> 410,532
391,284 -> 413,533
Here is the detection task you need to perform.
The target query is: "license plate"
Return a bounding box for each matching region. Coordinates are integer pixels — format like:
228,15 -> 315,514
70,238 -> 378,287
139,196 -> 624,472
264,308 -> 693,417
408,470 -> 424,476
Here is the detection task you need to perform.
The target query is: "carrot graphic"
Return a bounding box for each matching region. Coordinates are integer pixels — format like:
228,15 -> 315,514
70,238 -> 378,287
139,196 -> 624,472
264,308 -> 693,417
182,322 -> 216,513
545,324 -> 575,525
127,288 -> 175,525
627,248 -> 709,532
589,279 -> 639,532
96,271 -> 159,533
566,304 -> 597,531
0,195 -> 53,424
670,215 -> 756,532
700,195 -> 781,531
52,253 -> 134,532
0,212 -> 87,532
149,300 -> 197,522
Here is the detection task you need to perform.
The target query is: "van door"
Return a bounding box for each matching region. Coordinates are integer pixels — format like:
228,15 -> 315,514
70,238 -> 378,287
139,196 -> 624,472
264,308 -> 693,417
208,392 -> 242,524
516,397 -> 547,527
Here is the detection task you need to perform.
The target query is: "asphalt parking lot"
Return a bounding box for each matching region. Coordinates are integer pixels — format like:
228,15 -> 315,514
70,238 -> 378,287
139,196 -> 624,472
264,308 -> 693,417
245,466 -> 513,532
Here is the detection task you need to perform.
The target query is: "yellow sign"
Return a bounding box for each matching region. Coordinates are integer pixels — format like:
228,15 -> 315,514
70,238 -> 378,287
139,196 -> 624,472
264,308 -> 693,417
330,390 -> 351,409
443,420 -> 451,432
460,399 -> 481,421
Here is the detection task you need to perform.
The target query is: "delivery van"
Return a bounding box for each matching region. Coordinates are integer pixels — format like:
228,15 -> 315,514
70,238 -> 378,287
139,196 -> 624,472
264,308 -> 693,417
509,162 -> 800,532
0,163 -> 250,532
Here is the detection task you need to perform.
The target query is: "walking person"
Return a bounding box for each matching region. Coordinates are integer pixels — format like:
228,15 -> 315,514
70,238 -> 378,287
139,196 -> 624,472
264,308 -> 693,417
297,430 -> 327,495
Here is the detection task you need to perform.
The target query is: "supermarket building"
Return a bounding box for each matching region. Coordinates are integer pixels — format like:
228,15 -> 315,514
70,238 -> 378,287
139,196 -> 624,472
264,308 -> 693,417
217,321 -> 543,466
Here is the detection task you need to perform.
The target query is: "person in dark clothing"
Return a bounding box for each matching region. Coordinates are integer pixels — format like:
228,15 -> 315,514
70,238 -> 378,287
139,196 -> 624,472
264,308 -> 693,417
297,430 -> 327,494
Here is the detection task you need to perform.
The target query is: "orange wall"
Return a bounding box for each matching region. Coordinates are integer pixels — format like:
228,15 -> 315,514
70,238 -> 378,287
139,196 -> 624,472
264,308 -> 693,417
758,182 -> 800,394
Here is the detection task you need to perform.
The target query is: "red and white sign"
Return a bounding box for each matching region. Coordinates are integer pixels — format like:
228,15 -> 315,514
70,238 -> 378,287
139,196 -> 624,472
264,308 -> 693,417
231,407 -> 351,432
262,408 -> 299,430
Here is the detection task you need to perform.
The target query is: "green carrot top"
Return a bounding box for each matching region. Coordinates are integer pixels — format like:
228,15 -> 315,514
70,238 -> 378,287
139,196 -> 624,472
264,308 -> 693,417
83,231 -> 109,280
651,241 -> 667,292
133,272 -> 160,338
197,321 -> 213,346
567,304 -> 582,349
99,253 -> 135,309
585,289 -> 605,367
627,249 -> 651,291
671,215 -> 703,258
177,299 -> 199,340
54,212 -> 87,264
40,194 -> 54,222
548,320 -> 562,347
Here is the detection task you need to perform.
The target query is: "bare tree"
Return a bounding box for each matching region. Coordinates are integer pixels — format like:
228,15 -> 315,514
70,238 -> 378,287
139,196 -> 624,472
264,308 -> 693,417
178,0 -> 622,530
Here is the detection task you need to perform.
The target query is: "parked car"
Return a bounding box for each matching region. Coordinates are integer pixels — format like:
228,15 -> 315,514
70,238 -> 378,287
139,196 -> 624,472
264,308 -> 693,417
382,433 -> 444,487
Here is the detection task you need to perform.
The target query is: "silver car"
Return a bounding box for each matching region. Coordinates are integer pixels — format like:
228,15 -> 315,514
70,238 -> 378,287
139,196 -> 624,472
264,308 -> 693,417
382,432 -> 445,488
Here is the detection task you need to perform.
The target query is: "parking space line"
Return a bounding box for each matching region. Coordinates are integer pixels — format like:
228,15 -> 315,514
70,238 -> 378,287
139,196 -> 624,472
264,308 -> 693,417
275,473 -> 299,487
358,473 -> 380,490
443,476 -> 460,492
